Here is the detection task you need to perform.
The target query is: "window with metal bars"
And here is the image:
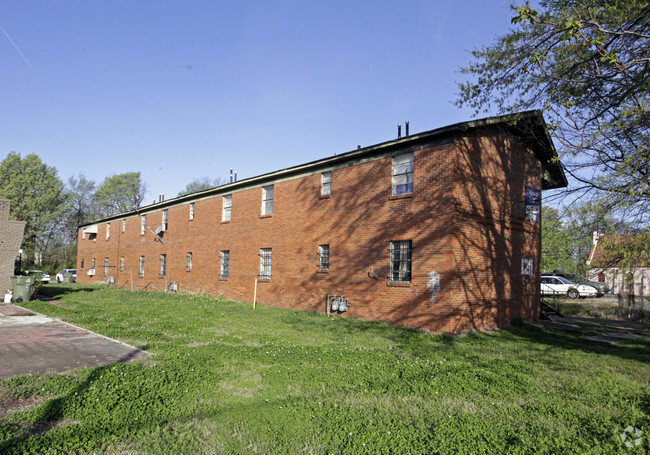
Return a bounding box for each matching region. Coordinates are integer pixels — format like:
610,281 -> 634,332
141,215 -> 147,235
189,202 -> 195,220
392,153 -> 414,196
162,210 -> 168,231
139,256 -> 145,277
222,195 -> 231,221
104,258 -> 109,275
106,223 -> 110,240
259,248 -> 272,279
318,244 -> 330,270
120,257 -> 124,271
160,254 -> 167,277
187,252 -> 193,271
390,240 -> 412,282
321,172 -> 332,196
261,186 -> 274,216
220,250 -> 230,278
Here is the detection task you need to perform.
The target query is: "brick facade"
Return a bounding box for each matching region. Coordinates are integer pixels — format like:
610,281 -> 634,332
77,112 -> 566,332
0,199 -> 26,293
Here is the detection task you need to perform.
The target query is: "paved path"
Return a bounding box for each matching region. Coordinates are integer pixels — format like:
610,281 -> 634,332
0,303 -> 149,379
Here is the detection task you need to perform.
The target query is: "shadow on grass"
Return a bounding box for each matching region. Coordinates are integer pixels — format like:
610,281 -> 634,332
35,285 -> 100,299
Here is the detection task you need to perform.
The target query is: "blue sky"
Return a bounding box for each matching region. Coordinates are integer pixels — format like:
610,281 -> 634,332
1,1 -> 517,201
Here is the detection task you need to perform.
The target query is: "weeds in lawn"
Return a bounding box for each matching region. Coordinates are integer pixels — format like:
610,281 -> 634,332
0,285 -> 648,453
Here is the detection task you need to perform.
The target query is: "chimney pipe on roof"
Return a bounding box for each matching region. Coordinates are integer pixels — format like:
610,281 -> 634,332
405,121 -> 409,137
230,168 -> 233,183
234,171 -> 237,182
397,124 -> 402,138
162,193 -> 164,201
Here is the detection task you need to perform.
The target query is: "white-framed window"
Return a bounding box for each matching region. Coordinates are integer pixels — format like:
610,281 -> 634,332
189,202 -> 195,220
318,244 -> 330,270
222,195 -> 232,221
139,256 -> 145,277
122,219 -> 126,232
187,252 -> 193,271
392,153 -> 414,196
80,259 -> 85,269
120,256 -> 125,271
141,215 -> 147,235
162,209 -> 168,231
220,250 -> 230,278
259,248 -> 272,279
106,223 -> 110,240
390,240 -> 412,282
261,185 -> 274,216
160,254 -> 167,277
104,258 -> 109,275
321,171 -> 332,196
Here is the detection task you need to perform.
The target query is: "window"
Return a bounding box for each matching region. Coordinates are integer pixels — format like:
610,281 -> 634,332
80,259 -> 85,269
187,252 -> 193,271
259,248 -> 272,279
141,215 -> 147,235
392,153 -> 414,196
321,172 -> 332,196
122,219 -> 126,232
318,244 -> 330,270
89,233 -> 96,241
139,256 -> 145,277
106,223 -> 110,240
222,195 -> 232,221
390,240 -> 412,282
162,210 -> 168,231
160,254 -> 167,277
120,256 -> 125,271
104,258 -> 109,275
92,258 -> 96,270
189,202 -> 195,220
220,250 -> 230,278
261,185 -> 274,216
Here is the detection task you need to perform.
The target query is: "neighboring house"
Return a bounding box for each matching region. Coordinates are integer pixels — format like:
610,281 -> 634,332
587,232 -> 650,296
0,199 -> 26,294
77,110 -> 567,333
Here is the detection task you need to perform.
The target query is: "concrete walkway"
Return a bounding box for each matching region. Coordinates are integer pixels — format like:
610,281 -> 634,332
0,303 -> 149,379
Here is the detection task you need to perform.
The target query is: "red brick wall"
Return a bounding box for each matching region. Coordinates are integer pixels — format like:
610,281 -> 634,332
77,127 -> 542,333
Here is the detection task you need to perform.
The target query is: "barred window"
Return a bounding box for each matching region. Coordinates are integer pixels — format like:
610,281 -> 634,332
80,259 -> 85,269
261,186 -> 274,216
189,202 -> 195,220
92,258 -> 96,269
222,195 -> 232,221
160,254 -> 167,277
220,250 -> 230,278
106,223 -> 110,240
321,172 -> 332,196
390,240 -> 412,282
259,248 -> 272,279
141,215 -> 147,235
104,258 -> 109,275
139,256 -> 145,277
120,256 -> 125,271
187,252 -> 193,271
392,153 -> 414,196
318,244 -> 330,270
122,219 -> 126,232
162,210 -> 168,231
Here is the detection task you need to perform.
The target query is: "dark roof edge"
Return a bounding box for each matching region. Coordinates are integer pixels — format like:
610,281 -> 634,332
79,110 -> 567,228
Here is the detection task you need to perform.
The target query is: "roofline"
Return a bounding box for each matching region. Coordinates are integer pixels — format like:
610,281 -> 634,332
79,110 -> 567,228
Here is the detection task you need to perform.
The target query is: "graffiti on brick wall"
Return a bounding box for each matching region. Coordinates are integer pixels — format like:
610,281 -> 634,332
427,271 -> 440,302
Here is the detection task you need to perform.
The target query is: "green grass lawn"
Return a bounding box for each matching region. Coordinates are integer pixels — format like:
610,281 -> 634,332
1,285 -> 649,454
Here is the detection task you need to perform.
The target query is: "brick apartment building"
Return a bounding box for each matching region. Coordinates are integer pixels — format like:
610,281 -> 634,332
77,111 -> 567,332
0,199 -> 26,293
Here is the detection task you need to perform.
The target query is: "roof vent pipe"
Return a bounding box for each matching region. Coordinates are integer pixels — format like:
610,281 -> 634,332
397,124 -> 402,138
405,121 -> 409,137
162,193 -> 164,201
230,168 -> 233,183
234,171 -> 237,182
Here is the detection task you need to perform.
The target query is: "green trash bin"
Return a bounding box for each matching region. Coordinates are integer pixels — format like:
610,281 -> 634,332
10,276 -> 36,303
62,273 -> 73,284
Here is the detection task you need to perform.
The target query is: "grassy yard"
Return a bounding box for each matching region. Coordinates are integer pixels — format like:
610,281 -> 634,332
1,286 -> 649,454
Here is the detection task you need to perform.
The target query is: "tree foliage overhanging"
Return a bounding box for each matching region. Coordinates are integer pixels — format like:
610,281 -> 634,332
457,0 -> 649,225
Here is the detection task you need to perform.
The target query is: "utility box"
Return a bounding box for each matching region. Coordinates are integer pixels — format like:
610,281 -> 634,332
10,275 -> 36,303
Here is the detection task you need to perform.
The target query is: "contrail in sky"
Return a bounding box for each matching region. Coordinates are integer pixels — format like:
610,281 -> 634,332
1,24 -> 35,71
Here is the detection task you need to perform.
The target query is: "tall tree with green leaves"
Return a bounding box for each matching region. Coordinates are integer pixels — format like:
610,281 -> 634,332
177,176 -> 225,197
0,152 -> 68,262
457,0 -> 649,224
94,172 -> 147,217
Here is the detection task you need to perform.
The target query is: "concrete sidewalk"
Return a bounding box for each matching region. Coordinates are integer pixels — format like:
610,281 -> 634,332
0,303 -> 149,379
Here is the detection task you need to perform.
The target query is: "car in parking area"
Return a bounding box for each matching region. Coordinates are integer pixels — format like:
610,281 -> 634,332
56,269 -> 77,283
542,272 -> 609,296
25,270 -> 51,284
540,275 -> 598,299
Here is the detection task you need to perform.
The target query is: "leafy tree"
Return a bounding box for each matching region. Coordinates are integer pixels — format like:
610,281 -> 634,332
65,173 -> 97,242
177,176 -> 225,197
457,0 -> 649,224
0,152 -> 68,263
94,172 -> 147,217
541,206 -> 575,273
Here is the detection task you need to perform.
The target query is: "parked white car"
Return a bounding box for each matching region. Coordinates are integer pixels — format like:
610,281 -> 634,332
540,276 -> 598,299
25,270 -> 50,284
56,269 -> 77,283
